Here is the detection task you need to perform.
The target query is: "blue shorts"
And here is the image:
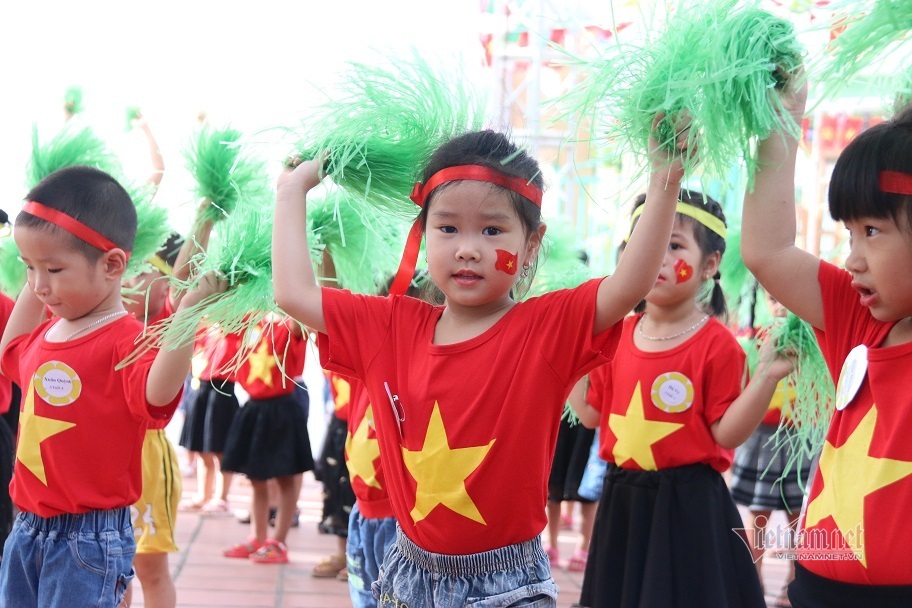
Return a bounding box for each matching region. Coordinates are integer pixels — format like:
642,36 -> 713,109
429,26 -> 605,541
373,526 -> 558,608
0,507 -> 135,608
347,504 -> 397,608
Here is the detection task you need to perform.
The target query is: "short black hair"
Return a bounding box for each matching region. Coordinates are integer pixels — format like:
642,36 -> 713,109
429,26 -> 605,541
18,165 -> 136,261
157,231 -> 184,268
829,105 -> 912,232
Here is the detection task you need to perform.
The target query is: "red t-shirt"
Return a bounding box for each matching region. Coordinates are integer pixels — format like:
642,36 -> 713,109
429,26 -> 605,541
0,316 -> 182,517
345,380 -> 393,519
192,325 -> 241,382
0,293 -> 14,415
237,318 -> 306,400
318,279 -> 620,554
587,314 -> 743,472
798,261 -> 912,584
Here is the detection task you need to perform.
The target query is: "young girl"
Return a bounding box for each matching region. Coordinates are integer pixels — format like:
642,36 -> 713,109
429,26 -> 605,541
221,314 -> 313,564
571,191 -> 792,608
273,128 -> 681,606
742,83 -> 912,605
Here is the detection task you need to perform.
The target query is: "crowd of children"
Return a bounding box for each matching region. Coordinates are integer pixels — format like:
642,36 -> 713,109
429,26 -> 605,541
2,10 -> 912,608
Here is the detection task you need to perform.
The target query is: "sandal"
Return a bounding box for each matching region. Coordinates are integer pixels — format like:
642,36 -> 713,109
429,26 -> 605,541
201,498 -> 232,516
224,536 -> 264,558
178,496 -> 206,512
250,539 -> 289,564
336,567 -> 349,582
559,513 -> 573,530
773,585 -> 792,608
545,546 -> 558,567
312,553 -> 346,578
568,549 -> 588,572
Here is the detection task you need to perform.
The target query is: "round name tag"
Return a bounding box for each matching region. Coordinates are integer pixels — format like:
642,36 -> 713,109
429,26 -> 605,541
835,344 -> 868,411
33,360 -> 82,406
651,372 -> 694,414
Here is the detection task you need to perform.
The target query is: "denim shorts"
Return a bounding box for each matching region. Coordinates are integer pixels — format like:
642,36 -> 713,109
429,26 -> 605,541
347,504 -> 397,608
372,526 -> 558,608
0,507 -> 136,608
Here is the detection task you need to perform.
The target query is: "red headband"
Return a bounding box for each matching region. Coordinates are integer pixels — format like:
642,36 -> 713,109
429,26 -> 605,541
879,171 -> 912,196
409,165 -> 543,208
22,200 -> 130,255
389,165 -> 542,296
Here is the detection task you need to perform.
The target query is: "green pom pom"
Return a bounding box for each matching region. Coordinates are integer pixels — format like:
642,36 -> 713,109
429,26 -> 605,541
123,181 -> 173,279
292,52 -> 485,214
556,0 -> 804,187
184,125 -> 269,223
526,219 -> 591,298
308,190 -> 406,294
64,85 -> 84,116
0,238 -> 26,297
27,124 -> 122,189
125,107 -> 142,131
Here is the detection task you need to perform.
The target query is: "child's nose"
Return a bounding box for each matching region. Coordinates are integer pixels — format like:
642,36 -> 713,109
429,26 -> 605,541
455,236 -> 481,261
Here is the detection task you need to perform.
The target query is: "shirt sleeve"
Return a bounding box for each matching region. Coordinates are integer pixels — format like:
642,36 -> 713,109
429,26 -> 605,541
0,331 -> 33,387
318,287 -> 396,380
702,329 -> 747,426
586,362 -> 611,414
118,337 -> 181,423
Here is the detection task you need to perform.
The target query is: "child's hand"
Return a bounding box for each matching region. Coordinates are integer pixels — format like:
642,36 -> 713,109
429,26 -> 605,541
778,70 -> 808,131
647,113 -> 694,186
277,156 -> 324,195
179,271 -> 227,310
756,335 -> 795,383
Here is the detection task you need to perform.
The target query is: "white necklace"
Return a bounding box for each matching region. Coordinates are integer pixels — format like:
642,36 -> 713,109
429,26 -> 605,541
63,310 -> 129,341
638,313 -> 710,341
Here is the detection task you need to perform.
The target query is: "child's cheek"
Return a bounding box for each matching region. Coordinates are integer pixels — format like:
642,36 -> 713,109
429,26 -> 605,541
673,259 -> 694,284
494,249 -> 518,275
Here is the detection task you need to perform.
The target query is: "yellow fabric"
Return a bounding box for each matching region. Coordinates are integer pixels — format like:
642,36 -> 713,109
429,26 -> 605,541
630,201 -> 727,239
133,429 -> 181,553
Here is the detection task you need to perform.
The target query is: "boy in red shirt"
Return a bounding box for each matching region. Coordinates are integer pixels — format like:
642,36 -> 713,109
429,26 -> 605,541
0,166 -> 224,608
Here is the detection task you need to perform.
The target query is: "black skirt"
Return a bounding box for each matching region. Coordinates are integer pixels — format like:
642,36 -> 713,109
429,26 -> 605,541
579,463 -> 765,608
314,413 -> 354,537
548,417 -> 597,503
789,563 -> 912,608
178,380 -> 239,453
221,392 -> 314,480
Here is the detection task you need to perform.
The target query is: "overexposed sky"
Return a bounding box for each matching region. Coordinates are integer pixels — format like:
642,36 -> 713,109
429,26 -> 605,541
0,0 -> 486,230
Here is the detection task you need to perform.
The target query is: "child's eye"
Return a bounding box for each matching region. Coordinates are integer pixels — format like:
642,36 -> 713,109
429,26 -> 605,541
669,242 -> 681,251
864,226 -> 880,237
440,225 -> 457,234
482,227 -> 502,236
48,268 -> 63,274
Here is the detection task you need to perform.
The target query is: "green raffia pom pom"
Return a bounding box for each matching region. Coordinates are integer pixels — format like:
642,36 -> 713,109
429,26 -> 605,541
125,107 -> 142,131
527,219 -> 591,298
812,0 -> 912,101
123,181 -> 173,279
308,190 -> 405,295
765,314 -> 834,489
184,125 -> 269,223
555,0 -> 804,187
64,85 -> 84,115
719,227 -> 757,327
0,238 -> 26,297
27,124 -> 122,189
291,52 -> 485,215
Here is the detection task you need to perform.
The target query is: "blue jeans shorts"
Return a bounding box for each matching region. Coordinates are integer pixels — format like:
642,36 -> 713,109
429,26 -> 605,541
0,507 -> 136,608
372,526 -> 558,608
347,504 -> 397,608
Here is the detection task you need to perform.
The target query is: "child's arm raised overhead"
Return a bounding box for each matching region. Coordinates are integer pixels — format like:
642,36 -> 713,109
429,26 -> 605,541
272,159 -> 326,333
146,270 -> 226,406
741,79 -> 824,329
711,336 -> 795,449
594,122 -> 682,334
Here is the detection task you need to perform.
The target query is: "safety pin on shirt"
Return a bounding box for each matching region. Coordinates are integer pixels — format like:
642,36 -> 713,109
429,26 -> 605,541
384,381 -> 406,439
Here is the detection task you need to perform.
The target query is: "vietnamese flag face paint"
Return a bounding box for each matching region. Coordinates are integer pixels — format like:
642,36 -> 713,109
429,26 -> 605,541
495,249 -> 519,275
674,259 -> 694,284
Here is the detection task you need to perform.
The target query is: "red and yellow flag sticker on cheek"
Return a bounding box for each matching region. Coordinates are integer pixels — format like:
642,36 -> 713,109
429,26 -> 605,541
673,259 -> 693,284
494,250 -> 518,275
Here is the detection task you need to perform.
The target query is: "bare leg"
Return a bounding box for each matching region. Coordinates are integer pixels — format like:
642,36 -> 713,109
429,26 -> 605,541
577,501 -> 598,553
133,553 -> 176,608
251,480 -> 270,544
272,476 -> 299,544
545,501 -> 561,552
750,509 -> 773,578
196,453 -> 216,503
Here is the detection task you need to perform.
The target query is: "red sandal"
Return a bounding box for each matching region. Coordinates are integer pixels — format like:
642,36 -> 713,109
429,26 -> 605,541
250,539 -> 289,564
568,549 -> 588,572
223,536 -> 264,558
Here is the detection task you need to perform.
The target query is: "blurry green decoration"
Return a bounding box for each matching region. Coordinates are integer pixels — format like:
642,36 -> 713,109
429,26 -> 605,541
527,219 -> 591,299
184,125 -> 269,223
555,0 -> 804,188
63,85 -> 84,116
892,67 -> 912,116
123,181 -> 173,280
27,124 -> 122,189
0,237 -> 26,297
812,0 -> 912,102
763,314 -> 835,490
291,51 -> 485,215
307,189 -> 404,295
125,106 -> 142,131
719,227 -> 758,328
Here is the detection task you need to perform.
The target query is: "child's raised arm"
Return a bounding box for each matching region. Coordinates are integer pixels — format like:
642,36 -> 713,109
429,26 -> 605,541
272,159 -> 326,333
741,79 -> 824,329
594,123 -> 681,334
0,286 -> 47,356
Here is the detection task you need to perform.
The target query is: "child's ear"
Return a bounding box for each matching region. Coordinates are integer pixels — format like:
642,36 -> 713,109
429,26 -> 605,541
526,222 -> 547,260
102,249 -> 129,277
701,250 -> 721,279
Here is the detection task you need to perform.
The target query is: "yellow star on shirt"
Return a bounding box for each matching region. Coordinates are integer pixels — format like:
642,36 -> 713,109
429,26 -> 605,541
17,380 -> 76,485
608,381 -> 684,470
402,402 -> 494,525
804,405 -> 912,567
331,376 -> 351,410
346,406 -> 381,489
245,341 -> 276,387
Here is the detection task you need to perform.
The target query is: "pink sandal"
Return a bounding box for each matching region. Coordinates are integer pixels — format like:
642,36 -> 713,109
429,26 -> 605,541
250,539 -> 289,564
545,546 -> 558,566
568,549 -> 588,572
223,536 -> 264,558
